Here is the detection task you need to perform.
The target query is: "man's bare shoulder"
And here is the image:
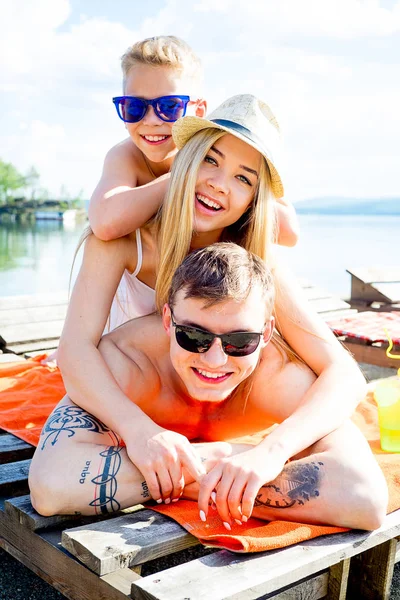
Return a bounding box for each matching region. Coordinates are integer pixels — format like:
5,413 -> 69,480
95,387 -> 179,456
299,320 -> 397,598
106,314 -> 169,371
248,341 -> 316,422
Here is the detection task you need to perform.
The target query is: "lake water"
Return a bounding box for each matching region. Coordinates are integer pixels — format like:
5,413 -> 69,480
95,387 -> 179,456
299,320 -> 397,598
0,214 -> 399,298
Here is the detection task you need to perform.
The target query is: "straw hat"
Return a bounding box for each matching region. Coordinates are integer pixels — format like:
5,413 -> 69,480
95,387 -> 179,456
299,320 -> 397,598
172,94 -> 284,198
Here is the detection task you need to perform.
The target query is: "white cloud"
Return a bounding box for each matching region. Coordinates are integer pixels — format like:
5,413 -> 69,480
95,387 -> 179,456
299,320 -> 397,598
0,0 -> 398,200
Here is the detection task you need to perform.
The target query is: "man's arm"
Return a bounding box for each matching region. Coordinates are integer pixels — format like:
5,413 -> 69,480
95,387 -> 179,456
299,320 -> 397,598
89,141 -> 169,241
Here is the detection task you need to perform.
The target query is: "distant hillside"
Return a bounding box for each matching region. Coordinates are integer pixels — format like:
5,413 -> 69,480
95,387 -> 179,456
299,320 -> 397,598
295,197 -> 400,215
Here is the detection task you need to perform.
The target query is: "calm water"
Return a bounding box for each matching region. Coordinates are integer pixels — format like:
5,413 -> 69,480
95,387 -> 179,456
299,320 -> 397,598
0,214 -> 399,298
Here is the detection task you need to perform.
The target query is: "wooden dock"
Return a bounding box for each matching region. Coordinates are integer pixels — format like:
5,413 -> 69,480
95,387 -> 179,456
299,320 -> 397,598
1,371 -> 400,599
347,267 -> 400,311
0,283 -> 355,357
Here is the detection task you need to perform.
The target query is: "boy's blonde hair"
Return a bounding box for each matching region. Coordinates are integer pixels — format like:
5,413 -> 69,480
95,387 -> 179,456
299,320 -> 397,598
153,128 -> 277,313
121,35 -> 203,93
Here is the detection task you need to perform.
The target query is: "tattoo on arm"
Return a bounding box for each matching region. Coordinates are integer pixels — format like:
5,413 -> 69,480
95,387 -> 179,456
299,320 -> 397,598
89,446 -> 123,515
254,461 -> 324,510
40,405 -> 119,449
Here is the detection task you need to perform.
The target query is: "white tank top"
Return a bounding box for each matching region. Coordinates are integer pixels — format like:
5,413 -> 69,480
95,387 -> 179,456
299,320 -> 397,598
107,229 -> 156,332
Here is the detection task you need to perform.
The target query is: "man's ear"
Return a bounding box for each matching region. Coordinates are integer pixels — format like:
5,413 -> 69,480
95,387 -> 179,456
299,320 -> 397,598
195,99 -> 207,117
262,316 -> 275,346
162,303 -> 172,337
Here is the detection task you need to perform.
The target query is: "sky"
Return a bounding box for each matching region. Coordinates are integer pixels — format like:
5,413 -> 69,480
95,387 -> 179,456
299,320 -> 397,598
1,0 -> 399,202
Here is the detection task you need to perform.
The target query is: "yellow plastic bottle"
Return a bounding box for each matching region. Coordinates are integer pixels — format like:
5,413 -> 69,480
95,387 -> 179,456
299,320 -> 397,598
373,331 -> 400,452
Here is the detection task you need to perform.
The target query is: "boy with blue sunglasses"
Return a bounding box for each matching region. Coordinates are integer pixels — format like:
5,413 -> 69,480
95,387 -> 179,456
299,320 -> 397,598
88,35 -> 299,247
89,35 -> 207,240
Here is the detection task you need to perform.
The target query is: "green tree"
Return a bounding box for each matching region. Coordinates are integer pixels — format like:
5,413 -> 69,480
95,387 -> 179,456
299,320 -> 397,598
0,159 -> 26,203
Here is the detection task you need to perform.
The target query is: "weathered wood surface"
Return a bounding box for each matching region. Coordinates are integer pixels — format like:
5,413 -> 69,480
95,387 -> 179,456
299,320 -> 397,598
2,424 -> 400,599
347,267 -> 400,305
0,458 -> 30,496
131,512 -> 400,600
62,509 -> 198,576
0,291 -> 68,354
344,340 -> 400,369
0,433 -> 34,464
0,281 -> 354,356
346,538 -> 397,600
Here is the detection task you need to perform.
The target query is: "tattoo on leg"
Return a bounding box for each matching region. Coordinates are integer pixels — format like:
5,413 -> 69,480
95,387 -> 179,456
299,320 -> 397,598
89,446 -> 122,515
79,460 -> 92,484
141,480 -> 150,500
254,461 -> 324,510
40,405 -> 114,449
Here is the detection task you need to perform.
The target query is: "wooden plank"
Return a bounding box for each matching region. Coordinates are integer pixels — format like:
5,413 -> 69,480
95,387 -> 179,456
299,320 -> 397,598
301,286 -> 335,301
0,304 -> 68,326
307,297 -> 351,315
372,283 -> 400,303
101,568 -> 142,595
0,458 -> 30,496
5,494 -> 80,531
5,494 -> 144,532
8,338 -> 59,355
62,509 -> 199,576
0,509 -> 130,600
347,538 -> 397,599
0,292 -> 68,310
346,267 -> 400,285
343,341 -> 400,369
0,434 -> 34,464
327,558 -> 350,599
0,320 -> 65,344
131,510 -> 400,600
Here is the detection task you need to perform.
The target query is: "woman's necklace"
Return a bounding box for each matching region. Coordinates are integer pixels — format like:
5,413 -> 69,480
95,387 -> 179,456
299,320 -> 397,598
143,154 -> 157,180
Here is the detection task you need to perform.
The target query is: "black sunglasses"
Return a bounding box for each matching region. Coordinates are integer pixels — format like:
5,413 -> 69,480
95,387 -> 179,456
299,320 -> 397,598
170,311 -> 265,357
112,95 -> 191,123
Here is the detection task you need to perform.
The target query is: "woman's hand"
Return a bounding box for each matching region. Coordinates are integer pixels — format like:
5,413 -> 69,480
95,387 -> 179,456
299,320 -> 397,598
125,423 -> 206,504
197,445 -> 286,528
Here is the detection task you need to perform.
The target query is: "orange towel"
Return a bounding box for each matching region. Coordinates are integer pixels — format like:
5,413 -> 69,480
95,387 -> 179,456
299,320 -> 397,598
0,355 -> 399,552
0,355 -> 65,446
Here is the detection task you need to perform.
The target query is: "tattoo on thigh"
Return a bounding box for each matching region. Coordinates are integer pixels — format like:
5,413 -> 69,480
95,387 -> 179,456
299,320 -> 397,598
79,460 -> 92,484
254,461 -> 324,510
141,481 -> 150,500
40,405 -> 111,449
89,446 -> 122,515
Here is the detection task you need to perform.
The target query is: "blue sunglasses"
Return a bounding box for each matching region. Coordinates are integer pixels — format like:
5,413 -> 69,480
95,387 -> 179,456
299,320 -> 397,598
112,95 -> 191,123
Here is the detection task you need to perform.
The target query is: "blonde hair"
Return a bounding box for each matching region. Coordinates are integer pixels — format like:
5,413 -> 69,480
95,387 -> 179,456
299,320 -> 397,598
121,35 -> 203,92
153,128 -> 277,313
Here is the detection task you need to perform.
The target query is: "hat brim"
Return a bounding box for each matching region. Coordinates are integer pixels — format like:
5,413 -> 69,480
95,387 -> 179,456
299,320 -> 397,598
172,116 -> 284,199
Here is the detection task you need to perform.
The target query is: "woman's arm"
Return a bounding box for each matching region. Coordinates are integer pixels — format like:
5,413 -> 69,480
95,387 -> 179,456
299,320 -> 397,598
89,142 -> 169,241
57,234 -> 205,501
58,234 -> 150,435
263,262 -> 366,461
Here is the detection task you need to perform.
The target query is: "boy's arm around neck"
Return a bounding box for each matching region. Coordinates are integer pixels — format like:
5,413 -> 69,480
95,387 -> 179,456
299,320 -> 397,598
275,197 -> 299,247
89,141 -> 169,241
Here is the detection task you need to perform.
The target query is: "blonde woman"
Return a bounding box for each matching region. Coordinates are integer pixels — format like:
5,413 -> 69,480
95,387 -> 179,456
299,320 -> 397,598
57,95 -> 366,502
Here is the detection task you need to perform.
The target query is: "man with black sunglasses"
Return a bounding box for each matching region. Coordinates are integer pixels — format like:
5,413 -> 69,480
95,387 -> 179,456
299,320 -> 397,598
30,243 -> 387,534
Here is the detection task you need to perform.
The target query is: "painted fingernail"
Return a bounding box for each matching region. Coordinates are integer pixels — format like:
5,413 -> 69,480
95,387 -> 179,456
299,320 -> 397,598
242,515 -> 248,523
172,498 -> 179,503
223,522 -> 231,531
200,510 -> 207,522
156,499 -> 162,504
211,491 -> 217,503
234,519 -> 242,526
164,498 -> 171,505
